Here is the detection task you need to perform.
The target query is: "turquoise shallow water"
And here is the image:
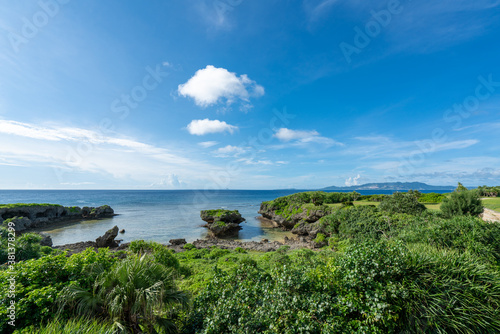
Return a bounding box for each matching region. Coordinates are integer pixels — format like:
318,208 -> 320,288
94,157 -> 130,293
0,189 -> 447,246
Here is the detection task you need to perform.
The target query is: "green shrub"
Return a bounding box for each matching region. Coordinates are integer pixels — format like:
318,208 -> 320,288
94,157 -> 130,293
206,247 -> 230,259
379,192 -> 426,215
234,246 -> 246,253
183,243 -> 196,250
418,192 -> 446,203
0,229 -> 55,263
314,233 -> 326,244
440,190 -> 484,218
128,240 -> 179,269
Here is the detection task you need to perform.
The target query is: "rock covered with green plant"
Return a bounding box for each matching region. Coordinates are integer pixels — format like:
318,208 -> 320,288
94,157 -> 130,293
259,191 -> 360,229
0,203 -> 115,231
200,209 -> 245,237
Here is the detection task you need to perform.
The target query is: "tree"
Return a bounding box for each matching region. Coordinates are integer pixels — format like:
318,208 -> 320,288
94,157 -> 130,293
455,182 -> 468,192
60,254 -> 188,333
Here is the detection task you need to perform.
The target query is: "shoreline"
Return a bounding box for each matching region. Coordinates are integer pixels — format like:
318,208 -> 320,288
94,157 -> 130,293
55,236 -> 316,255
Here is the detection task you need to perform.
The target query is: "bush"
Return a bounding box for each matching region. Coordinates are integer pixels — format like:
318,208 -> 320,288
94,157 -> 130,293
319,206 -> 401,241
183,243 -> 196,250
418,192 -> 446,203
440,190 -> 484,218
0,229 -> 55,263
234,246 -> 246,253
379,192 -> 426,215
129,240 -> 179,269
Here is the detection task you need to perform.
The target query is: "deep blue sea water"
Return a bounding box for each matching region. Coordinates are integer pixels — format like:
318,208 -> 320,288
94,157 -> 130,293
0,189 -> 448,246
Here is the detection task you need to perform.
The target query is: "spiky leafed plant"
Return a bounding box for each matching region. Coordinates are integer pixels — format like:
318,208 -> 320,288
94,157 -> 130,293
59,254 -> 188,333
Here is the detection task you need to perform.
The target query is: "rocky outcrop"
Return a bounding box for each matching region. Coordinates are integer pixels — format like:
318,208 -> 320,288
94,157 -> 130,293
258,202 -> 333,230
55,226 -> 122,254
291,221 -> 326,239
0,204 -> 115,232
200,209 -> 245,238
40,235 -> 53,247
169,238 -> 187,245
95,226 -> 119,248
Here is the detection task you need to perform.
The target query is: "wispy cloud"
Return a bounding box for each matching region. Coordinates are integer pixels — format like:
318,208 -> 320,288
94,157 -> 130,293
198,141 -> 219,148
0,119 -> 218,187
273,128 -> 343,149
213,145 -> 246,157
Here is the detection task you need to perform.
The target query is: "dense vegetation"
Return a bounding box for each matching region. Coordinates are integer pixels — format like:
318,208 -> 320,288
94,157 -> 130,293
263,191 -> 361,210
441,189 -> 484,218
1,188 -> 500,333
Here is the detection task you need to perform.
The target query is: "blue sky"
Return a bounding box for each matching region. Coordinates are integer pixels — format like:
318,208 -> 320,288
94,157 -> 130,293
0,0 -> 499,189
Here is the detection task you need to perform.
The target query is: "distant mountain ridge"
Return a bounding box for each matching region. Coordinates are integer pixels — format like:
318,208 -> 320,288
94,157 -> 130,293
321,182 -> 455,191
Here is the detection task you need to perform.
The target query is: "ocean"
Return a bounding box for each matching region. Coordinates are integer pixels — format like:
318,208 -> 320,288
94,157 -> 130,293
0,189 -> 447,246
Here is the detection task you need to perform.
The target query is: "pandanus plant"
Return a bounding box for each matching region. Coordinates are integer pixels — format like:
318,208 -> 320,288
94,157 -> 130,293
59,254 -> 188,333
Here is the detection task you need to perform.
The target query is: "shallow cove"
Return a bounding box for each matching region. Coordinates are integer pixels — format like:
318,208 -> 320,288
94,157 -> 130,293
0,189 -> 447,246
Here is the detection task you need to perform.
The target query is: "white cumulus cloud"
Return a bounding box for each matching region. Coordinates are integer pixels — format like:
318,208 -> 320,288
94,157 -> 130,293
345,174 -> 361,187
187,119 -> 238,136
178,65 -> 264,107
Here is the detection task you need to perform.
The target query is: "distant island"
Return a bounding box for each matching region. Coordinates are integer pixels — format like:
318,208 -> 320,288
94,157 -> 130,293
321,182 -> 455,191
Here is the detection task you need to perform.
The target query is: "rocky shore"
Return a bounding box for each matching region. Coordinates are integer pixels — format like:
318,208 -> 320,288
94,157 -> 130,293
0,204 -> 115,232
56,233 -> 318,254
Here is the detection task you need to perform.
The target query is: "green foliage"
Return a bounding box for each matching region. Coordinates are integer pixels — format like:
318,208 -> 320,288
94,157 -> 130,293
0,203 -> 63,209
418,192 -> 446,203
59,254 -> 188,333
18,317 -> 114,334
263,191 -> 360,211
213,220 -> 226,227
234,246 -> 246,253
407,189 -> 422,199
476,185 -> 500,197
206,247 -> 230,259
67,206 -> 80,213
358,194 -> 389,202
183,243 -> 196,250
319,206 -> 403,241
397,215 -> 500,264
0,248 -> 118,332
455,182 -> 469,192
331,240 -> 407,332
379,192 -> 427,215
313,233 -> 326,244
181,262 -> 338,333
401,244 -> 500,333
129,240 -> 179,269
441,190 -> 484,218
0,229 -> 55,263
